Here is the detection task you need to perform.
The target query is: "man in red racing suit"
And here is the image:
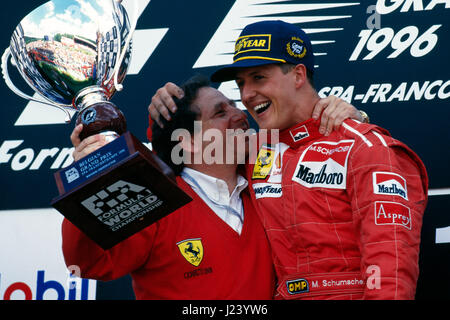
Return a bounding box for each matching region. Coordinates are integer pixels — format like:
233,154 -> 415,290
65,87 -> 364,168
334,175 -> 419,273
209,19 -> 429,300
148,20 -> 429,300
246,118 -> 428,299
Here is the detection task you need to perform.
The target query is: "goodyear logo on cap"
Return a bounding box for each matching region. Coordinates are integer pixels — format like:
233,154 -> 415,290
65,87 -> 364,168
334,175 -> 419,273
234,34 -> 271,56
286,278 -> 309,295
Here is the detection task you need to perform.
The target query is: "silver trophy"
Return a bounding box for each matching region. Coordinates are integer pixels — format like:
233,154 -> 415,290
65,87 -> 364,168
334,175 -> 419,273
2,0 -> 137,140
1,0 -> 192,249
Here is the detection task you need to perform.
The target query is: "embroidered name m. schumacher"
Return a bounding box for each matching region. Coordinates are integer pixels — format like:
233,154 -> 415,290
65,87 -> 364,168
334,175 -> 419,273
292,140 -> 354,189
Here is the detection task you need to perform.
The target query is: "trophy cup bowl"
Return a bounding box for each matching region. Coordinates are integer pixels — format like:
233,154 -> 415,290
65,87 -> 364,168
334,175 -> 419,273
2,0 -> 192,249
3,0 -> 130,139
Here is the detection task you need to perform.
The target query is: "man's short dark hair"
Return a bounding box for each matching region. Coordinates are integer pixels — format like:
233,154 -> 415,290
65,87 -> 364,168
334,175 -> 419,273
279,63 -> 314,88
151,74 -> 210,175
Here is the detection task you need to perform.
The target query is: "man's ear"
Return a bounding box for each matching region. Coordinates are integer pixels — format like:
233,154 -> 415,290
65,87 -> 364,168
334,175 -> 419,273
293,64 -> 307,89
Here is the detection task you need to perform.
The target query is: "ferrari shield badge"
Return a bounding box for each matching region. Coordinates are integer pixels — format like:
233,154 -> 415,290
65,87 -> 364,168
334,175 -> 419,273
252,145 -> 275,180
177,238 -> 204,267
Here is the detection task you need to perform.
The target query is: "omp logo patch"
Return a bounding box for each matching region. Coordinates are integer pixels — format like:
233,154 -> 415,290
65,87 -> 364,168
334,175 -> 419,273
292,140 -> 354,189
373,171 -> 408,200
234,34 -> 270,56
375,201 -> 411,230
177,238 -> 204,267
289,124 -> 309,142
252,145 -> 275,180
286,278 -> 309,295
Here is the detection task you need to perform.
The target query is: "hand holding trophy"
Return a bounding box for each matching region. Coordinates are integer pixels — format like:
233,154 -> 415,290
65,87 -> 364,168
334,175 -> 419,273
2,0 -> 191,249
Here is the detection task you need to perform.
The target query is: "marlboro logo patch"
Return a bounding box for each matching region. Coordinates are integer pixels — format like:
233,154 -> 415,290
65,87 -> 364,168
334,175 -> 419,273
373,172 -> 408,200
289,125 -> 309,142
292,140 -> 354,189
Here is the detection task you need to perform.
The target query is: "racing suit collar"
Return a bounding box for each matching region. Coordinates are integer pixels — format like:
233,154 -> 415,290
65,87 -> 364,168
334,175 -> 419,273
279,118 -> 322,148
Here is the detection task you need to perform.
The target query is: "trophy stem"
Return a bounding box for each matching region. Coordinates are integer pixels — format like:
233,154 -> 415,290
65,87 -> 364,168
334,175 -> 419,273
74,86 -> 110,112
74,86 -> 127,141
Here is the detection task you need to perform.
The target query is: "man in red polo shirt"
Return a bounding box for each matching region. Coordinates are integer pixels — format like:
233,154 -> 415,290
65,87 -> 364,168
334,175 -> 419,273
62,75 -> 275,299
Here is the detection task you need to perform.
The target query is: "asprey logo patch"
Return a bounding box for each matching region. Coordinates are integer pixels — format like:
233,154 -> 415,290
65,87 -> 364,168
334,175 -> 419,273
292,140 -> 354,189
289,124 -> 309,142
177,238 -> 204,267
373,172 -> 408,200
234,34 -> 271,56
286,279 -> 309,295
375,201 -> 411,230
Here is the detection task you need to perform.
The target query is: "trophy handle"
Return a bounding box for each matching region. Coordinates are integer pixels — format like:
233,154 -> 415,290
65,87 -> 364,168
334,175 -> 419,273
110,0 -> 139,92
1,47 -> 72,123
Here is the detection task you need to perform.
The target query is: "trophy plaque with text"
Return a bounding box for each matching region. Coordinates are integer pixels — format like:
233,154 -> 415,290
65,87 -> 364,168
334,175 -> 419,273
2,0 -> 191,249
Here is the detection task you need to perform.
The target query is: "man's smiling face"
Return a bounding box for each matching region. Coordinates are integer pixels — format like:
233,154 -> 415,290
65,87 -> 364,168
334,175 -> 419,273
235,63 -> 299,131
193,87 -> 250,164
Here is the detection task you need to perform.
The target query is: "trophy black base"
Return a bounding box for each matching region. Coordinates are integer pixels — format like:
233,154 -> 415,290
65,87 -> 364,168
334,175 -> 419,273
51,132 -> 192,250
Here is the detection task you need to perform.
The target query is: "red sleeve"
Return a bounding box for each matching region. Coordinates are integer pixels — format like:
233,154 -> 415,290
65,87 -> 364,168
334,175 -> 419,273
146,114 -> 153,141
62,218 -> 158,281
346,128 -> 428,299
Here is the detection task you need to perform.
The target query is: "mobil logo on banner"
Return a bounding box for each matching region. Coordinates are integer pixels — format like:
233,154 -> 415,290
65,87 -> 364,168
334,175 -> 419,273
0,209 -> 97,300
292,140 -> 355,189
0,268 -> 95,300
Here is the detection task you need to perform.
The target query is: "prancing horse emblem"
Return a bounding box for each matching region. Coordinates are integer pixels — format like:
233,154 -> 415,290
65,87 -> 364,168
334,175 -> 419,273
252,145 -> 275,180
177,238 -> 204,267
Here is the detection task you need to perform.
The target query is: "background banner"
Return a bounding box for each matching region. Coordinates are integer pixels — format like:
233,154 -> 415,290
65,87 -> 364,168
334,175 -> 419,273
0,0 -> 448,300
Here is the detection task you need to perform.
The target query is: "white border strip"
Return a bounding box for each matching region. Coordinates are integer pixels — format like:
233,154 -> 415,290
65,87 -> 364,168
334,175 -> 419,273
428,188 -> 450,196
436,227 -> 450,244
